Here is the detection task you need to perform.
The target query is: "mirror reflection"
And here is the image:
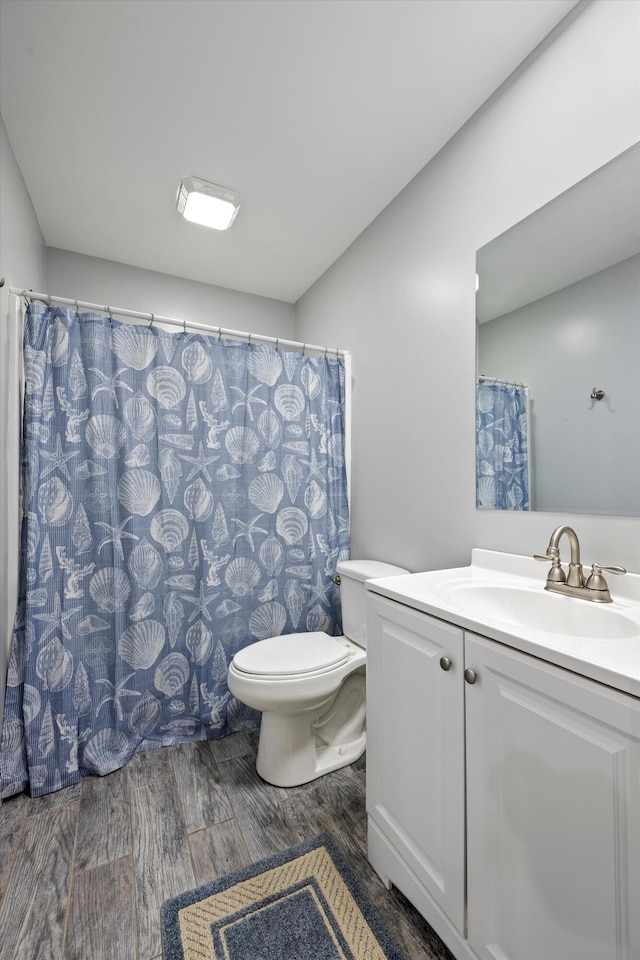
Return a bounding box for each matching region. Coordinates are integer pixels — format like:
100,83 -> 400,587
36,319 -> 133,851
476,143 -> 640,516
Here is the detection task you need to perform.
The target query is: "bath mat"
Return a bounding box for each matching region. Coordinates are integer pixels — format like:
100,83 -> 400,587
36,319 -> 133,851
161,832 -> 405,960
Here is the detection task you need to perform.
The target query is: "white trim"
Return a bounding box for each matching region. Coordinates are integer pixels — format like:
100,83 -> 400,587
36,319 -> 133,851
343,351 -> 352,515
7,294 -> 22,655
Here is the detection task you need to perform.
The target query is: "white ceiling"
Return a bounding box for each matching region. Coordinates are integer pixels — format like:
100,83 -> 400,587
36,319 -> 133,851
0,0 -> 578,304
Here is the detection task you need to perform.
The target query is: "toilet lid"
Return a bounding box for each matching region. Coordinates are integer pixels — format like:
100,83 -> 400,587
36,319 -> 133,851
232,632 -> 349,677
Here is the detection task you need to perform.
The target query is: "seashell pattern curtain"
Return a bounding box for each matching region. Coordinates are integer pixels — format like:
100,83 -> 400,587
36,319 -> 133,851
476,382 -> 530,510
0,303 -> 349,798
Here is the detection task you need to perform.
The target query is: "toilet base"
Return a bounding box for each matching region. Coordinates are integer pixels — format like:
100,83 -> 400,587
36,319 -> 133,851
255,670 -> 366,787
256,718 -> 366,787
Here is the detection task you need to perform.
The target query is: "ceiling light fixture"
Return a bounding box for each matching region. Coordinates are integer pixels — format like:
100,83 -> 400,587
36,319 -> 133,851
176,176 -> 241,230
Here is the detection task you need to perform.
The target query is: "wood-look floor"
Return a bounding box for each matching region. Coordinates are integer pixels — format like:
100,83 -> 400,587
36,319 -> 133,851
0,731 -> 455,960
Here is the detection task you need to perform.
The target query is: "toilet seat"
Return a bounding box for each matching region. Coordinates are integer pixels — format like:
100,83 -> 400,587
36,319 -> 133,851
232,632 -> 349,678
227,558 -> 409,788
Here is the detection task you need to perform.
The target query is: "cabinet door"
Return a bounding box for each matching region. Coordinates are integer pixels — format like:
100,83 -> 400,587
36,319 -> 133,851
465,632 -> 640,960
366,594 -> 466,934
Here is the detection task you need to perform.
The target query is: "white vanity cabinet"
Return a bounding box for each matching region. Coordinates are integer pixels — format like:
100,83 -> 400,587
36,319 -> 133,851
366,595 -> 466,934
366,592 -> 640,960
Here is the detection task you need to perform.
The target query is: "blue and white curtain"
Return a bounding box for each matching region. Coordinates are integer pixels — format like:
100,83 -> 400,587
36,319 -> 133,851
0,303 -> 349,798
476,381 -> 530,510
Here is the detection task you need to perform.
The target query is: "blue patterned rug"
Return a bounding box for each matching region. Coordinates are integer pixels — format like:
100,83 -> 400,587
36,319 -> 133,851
161,832 -> 405,960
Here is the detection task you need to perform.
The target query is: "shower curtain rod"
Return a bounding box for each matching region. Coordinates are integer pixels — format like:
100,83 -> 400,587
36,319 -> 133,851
8,286 -> 349,358
478,374 -> 528,389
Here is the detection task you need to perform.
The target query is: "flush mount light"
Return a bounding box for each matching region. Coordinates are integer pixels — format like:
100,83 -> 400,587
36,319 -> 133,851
176,176 -> 241,230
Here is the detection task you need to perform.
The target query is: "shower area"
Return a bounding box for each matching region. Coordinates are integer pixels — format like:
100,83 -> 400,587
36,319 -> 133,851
476,375 -> 530,511
0,291 -> 350,799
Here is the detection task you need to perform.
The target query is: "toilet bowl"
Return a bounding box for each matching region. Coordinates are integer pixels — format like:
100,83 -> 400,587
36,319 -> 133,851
227,559 -> 408,787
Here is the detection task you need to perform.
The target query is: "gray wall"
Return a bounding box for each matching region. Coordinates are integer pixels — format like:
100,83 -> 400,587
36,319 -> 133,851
479,255 -> 640,516
0,115 -> 46,733
46,247 -> 295,339
295,0 -> 640,573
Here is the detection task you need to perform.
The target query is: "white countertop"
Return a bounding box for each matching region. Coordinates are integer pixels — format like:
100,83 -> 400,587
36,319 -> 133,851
366,549 -> 640,698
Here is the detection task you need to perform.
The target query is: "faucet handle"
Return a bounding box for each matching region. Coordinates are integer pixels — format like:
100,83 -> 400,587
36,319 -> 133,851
533,548 -> 566,582
591,564 -> 626,576
534,544 -> 560,562
585,563 -> 626,598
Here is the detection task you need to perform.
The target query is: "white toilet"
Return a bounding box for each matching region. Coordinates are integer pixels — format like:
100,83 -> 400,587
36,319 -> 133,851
227,559 -> 408,787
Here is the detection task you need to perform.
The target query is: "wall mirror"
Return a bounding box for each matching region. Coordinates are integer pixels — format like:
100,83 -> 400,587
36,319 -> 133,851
476,143 -> 640,516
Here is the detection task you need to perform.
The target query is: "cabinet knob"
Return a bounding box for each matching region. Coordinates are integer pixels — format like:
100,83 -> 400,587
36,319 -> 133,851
439,657 -> 452,671
464,668 -> 477,685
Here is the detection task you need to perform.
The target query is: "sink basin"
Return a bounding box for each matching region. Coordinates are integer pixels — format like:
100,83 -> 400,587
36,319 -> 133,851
366,550 -> 640,696
438,582 -> 639,641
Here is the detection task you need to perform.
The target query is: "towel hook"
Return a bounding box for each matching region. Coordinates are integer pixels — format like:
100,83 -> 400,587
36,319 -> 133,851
590,387 -> 605,401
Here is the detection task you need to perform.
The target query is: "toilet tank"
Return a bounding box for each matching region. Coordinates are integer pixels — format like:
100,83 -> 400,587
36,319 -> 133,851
336,559 -> 409,648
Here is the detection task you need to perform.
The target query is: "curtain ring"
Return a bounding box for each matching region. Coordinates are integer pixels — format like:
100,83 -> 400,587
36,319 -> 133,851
74,299 -> 80,316
302,343 -> 306,357
217,326 -> 222,342
183,319 -> 187,336
248,333 -> 252,345
275,338 -> 279,352
149,313 -> 155,328
324,345 -> 328,358
106,305 -> 113,324
46,293 -> 52,308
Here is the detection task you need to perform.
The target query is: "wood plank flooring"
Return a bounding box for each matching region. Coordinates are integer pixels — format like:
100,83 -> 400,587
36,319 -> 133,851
0,731 -> 456,960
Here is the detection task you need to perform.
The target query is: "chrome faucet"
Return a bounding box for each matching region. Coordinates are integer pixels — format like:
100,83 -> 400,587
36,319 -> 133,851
534,525 -> 626,603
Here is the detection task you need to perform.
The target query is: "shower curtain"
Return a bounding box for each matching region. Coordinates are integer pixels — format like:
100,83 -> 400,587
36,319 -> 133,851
0,303 -> 349,798
476,381 -> 530,510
